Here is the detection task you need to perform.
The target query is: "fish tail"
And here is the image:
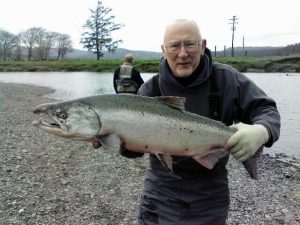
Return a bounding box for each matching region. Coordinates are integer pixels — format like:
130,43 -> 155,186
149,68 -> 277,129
242,147 -> 263,179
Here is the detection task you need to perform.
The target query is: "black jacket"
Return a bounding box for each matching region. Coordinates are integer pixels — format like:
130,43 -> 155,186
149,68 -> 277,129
137,48 -> 280,203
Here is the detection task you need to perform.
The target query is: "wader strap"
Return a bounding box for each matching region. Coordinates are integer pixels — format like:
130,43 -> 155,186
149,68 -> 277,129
209,75 -> 221,121
152,74 -> 161,96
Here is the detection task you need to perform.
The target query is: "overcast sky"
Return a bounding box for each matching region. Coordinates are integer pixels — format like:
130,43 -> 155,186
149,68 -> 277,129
1,0 -> 299,52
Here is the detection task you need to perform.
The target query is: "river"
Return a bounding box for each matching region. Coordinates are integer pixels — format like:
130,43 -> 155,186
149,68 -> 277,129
0,72 -> 299,161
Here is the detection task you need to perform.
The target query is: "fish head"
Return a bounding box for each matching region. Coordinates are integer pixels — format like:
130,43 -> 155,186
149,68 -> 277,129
32,100 -> 101,140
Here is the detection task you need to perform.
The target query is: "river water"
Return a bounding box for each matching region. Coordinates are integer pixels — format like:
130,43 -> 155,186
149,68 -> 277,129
0,72 -> 299,161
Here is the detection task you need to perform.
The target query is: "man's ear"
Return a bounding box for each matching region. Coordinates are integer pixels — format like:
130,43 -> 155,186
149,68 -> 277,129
201,39 -> 207,49
201,39 -> 207,55
161,44 -> 166,54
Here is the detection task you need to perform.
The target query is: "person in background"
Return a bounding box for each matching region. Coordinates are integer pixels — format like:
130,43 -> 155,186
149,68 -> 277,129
113,54 -> 144,94
130,19 -> 280,224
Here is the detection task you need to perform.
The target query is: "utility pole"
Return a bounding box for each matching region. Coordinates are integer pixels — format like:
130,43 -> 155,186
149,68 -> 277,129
214,45 -> 217,57
229,15 -> 238,57
242,36 -> 245,56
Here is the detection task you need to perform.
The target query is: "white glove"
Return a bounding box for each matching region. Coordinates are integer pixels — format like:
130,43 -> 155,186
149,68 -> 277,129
226,123 -> 269,162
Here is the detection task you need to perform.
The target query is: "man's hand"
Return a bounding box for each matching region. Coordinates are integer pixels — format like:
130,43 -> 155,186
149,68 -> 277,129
226,123 -> 269,162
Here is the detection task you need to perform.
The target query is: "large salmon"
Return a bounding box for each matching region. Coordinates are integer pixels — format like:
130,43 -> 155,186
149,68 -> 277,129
32,94 -> 258,179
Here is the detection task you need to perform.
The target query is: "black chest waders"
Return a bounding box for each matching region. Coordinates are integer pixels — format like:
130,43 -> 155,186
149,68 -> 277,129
137,75 -> 227,225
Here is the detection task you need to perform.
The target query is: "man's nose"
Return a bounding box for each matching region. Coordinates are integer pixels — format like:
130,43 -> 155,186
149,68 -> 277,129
177,44 -> 189,56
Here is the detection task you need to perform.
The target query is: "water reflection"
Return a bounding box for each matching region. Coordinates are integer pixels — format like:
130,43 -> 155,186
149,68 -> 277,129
245,73 -> 300,163
0,72 -> 299,160
0,72 -> 154,100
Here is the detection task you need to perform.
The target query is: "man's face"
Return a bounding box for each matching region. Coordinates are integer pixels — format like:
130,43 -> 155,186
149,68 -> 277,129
161,25 -> 205,78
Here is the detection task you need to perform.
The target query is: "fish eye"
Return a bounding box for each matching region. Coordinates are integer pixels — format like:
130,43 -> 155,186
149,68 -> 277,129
59,111 -> 68,119
55,110 -> 68,119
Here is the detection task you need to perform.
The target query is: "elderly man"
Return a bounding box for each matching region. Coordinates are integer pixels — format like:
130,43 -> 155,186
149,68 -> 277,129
131,19 -> 280,225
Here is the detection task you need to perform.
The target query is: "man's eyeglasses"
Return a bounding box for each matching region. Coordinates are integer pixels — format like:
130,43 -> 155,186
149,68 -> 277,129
164,41 -> 200,55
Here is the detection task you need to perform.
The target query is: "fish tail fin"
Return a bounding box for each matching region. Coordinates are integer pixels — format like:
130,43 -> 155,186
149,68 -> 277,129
242,147 -> 263,180
242,157 -> 257,179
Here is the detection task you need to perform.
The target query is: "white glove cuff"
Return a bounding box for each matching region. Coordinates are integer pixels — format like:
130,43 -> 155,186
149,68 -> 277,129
254,124 -> 269,145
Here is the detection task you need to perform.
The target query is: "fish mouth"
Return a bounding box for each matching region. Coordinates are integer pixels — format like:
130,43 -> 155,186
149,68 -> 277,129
32,119 -> 70,137
32,119 -> 93,140
32,119 -> 61,129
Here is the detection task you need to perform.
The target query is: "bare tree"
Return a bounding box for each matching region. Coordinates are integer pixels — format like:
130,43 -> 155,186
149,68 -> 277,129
21,27 -> 44,60
56,34 -> 73,60
1,27 -> 74,61
80,0 -> 123,60
0,29 -> 16,61
35,31 -> 60,60
13,33 -> 23,61
35,29 -> 46,60
44,32 -> 59,60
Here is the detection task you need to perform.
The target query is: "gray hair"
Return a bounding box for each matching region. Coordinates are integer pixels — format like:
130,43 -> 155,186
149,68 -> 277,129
163,19 -> 202,44
124,54 -> 134,63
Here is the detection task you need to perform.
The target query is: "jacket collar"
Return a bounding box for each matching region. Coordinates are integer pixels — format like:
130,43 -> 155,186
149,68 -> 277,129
159,48 -> 213,92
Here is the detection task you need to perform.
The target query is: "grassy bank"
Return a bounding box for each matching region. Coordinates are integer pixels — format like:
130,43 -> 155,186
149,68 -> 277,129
0,55 -> 299,73
215,55 -> 300,72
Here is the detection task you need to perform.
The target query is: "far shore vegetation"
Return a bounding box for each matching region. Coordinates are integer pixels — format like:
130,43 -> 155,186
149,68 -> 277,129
0,55 -> 299,73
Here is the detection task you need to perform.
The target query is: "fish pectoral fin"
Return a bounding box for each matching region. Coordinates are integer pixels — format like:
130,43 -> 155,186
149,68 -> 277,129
193,149 -> 229,169
96,133 -> 120,151
156,154 -> 173,172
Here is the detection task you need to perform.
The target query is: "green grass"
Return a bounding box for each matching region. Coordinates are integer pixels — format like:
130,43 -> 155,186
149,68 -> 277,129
214,55 -> 300,72
0,59 -> 160,73
0,55 -> 299,73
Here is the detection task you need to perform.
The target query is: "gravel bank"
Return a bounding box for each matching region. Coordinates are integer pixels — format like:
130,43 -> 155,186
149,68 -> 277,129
0,82 -> 299,225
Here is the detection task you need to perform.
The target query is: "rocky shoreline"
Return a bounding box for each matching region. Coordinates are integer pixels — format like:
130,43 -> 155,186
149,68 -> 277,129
0,82 -> 299,225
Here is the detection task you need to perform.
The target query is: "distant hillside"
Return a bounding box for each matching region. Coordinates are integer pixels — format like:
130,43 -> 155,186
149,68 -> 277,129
8,42 -> 299,61
67,43 -> 300,60
212,46 -> 283,57
212,43 -> 300,57
64,48 -> 163,60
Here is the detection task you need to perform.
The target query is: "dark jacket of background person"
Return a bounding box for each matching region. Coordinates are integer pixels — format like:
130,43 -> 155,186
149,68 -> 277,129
113,54 -> 144,94
136,48 -> 280,224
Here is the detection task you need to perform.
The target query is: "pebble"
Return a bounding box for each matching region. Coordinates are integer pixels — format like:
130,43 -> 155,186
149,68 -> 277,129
1,83 -> 299,225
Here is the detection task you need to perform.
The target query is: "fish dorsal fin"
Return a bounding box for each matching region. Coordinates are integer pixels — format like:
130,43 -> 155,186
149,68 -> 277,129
156,96 -> 186,111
